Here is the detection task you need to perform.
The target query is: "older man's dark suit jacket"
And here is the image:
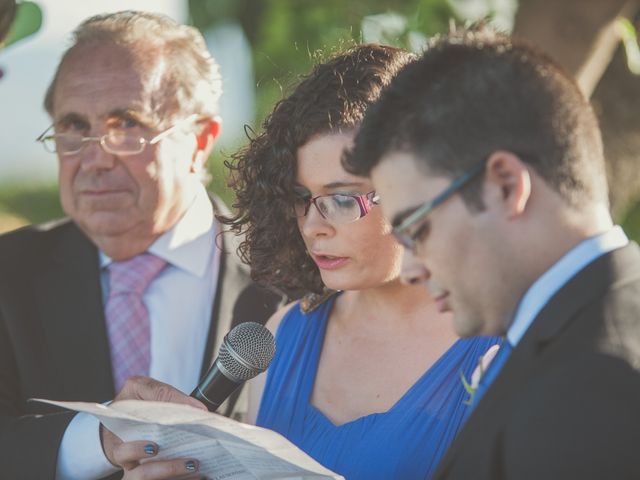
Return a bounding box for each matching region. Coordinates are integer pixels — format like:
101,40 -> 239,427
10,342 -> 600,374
434,243 -> 640,480
0,197 -> 283,479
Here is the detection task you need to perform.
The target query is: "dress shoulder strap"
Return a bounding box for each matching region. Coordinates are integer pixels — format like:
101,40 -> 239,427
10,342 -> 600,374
299,289 -> 340,314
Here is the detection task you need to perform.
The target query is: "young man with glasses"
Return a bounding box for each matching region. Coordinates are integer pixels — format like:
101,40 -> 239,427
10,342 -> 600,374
0,11 -> 281,480
345,28 -> 640,480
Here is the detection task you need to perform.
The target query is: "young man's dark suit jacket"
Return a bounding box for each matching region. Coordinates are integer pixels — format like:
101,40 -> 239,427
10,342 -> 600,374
0,196 -> 283,479
434,242 -> 640,480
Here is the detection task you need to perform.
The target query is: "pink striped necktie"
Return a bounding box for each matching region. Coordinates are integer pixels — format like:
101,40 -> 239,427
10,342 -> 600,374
105,253 -> 167,392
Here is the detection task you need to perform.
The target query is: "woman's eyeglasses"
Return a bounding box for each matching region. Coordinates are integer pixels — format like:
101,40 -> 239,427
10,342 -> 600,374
292,191 -> 380,225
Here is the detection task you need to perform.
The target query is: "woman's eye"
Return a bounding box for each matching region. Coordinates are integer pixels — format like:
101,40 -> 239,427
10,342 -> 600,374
332,195 -> 355,208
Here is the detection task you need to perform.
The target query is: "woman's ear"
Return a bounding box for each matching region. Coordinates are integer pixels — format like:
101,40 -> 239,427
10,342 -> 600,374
483,150 -> 531,218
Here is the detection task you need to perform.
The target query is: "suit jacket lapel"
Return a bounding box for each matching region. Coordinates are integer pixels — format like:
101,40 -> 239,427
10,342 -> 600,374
436,243 -> 640,476
199,194 -> 250,378
35,222 -> 114,402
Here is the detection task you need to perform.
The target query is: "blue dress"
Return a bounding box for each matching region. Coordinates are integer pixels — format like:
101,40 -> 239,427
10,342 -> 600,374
256,296 -> 501,479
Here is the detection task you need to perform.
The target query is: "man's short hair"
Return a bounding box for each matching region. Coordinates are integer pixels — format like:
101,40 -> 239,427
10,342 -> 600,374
44,10 -> 222,124
345,27 -> 609,208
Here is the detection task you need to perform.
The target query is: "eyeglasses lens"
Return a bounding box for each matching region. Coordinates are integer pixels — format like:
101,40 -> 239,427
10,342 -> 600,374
293,195 -> 362,224
42,136 -> 58,153
317,195 -> 360,223
55,135 -> 84,155
105,132 -> 145,154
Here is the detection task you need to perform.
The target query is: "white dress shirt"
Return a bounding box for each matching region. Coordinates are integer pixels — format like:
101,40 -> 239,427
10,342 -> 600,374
506,226 -> 629,347
56,184 -> 220,479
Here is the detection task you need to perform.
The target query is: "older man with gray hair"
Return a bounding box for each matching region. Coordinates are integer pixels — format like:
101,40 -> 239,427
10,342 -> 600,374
0,10 -> 280,479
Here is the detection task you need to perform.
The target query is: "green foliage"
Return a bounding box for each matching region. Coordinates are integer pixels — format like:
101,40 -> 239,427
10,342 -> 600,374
0,182 -> 62,224
188,0 -> 456,128
616,17 -> 640,75
4,1 -> 42,47
621,199 -> 640,243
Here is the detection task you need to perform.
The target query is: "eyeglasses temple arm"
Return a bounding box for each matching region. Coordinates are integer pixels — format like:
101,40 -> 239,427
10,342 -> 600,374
395,160 -> 486,232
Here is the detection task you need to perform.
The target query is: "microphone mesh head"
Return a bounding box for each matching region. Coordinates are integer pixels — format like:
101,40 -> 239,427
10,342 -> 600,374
218,322 -> 275,381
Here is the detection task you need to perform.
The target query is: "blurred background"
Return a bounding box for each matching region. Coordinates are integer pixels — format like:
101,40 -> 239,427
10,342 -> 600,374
0,0 -> 639,240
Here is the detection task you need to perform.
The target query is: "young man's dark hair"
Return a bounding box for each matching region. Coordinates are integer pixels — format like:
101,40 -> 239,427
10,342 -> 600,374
345,27 -> 608,210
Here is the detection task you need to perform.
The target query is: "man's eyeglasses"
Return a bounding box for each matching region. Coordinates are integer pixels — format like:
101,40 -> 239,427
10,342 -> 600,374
392,160 -> 486,251
36,114 -> 199,157
293,191 -> 380,225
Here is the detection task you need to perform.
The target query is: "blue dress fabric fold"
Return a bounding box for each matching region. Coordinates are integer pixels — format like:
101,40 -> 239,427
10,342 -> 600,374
257,296 -> 501,479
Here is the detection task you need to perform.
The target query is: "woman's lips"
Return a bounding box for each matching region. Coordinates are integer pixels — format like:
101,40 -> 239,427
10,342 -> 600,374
311,252 -> 350,270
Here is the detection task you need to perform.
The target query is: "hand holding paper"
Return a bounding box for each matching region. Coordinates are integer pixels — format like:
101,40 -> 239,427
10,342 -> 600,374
35,388 -> 342,480
101,376 -> 208,479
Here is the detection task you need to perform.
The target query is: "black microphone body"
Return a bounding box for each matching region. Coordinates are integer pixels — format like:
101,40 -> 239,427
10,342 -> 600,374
191,322 -> 275,412
191,362 -> 243,411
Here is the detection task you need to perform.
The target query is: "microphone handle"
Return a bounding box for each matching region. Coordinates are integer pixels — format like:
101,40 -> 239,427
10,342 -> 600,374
190,362 -> 243,412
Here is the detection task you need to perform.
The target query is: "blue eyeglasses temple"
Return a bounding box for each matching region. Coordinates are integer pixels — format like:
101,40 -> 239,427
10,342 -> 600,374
395,160 -> 487,232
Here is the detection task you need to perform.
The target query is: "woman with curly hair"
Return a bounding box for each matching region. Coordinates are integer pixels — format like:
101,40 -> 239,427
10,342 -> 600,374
225,44 -> 500,479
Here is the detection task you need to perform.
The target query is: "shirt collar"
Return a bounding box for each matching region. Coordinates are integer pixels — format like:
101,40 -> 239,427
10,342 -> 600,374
100,184 -> 216,278
507,226 -> 629,346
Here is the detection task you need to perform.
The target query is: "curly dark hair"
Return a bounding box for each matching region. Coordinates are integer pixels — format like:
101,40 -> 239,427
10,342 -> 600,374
222,44 -> 415,295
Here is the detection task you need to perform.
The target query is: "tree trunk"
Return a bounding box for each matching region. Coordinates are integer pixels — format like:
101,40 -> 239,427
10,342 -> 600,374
513,0 -> 640,218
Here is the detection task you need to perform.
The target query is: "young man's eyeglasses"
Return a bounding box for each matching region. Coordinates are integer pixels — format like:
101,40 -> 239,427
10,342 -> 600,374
35,114 -> 199,157
293,191 -> 380,225
392,160 -> 486,251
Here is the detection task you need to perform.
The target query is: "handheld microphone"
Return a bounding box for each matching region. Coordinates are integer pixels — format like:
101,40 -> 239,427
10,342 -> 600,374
191,322 -> 275,412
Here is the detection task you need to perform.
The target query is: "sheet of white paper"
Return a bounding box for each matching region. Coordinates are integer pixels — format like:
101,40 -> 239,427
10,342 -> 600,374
33,399 -> 343,480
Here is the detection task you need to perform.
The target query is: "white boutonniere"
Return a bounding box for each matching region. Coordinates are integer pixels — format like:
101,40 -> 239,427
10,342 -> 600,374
461,344 -> 501,405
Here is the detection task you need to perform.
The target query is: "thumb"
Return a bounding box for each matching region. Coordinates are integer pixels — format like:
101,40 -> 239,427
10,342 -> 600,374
118,376 -> 208,411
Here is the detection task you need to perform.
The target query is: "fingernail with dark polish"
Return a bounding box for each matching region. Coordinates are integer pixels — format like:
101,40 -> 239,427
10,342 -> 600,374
144,444 -> 156,455
185,460 -> 198,471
